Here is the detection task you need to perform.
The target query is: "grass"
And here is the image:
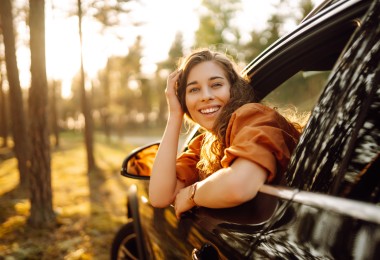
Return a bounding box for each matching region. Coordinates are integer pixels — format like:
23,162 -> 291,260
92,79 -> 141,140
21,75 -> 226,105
0,132 -> 141,259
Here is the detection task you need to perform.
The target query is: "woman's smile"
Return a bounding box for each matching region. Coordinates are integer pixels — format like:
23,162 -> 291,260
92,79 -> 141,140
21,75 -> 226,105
199,105 -> 221,115
185,61 -> 231,130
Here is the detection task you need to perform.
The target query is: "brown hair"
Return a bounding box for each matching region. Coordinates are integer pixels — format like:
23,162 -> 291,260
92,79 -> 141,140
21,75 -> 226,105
176,49 -> 258,178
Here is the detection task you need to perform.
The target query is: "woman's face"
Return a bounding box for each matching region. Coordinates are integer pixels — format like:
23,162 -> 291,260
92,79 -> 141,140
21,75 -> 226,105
185,61 -> 231,130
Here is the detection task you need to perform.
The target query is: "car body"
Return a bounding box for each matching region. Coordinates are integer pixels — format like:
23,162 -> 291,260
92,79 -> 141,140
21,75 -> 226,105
111,0 -> 380,259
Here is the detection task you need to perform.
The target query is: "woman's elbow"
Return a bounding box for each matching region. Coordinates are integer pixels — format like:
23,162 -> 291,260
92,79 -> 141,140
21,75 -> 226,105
228,188 -> 258,205
227,178 -> 261,205
149,192 -> 173,208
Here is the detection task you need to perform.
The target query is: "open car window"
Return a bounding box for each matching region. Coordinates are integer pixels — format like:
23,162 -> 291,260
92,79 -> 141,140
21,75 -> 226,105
263,71 -> 329,112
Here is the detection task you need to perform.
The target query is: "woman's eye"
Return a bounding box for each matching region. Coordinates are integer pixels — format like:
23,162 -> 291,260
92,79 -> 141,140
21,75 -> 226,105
188,87 -> 199,93
212,82 -> 223,88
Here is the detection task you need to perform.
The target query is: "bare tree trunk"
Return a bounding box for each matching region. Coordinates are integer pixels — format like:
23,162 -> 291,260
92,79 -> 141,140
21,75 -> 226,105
28,0 -> 55,228
77,0 -> 97,172
50,80 -> 60,147
102,60 -> 111,143
0,50 -> 9,148
0,0 -> 30,187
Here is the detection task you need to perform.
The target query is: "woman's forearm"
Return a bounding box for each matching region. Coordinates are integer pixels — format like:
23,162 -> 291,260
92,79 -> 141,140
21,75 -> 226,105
149,114 -> 183,207
193,158 -> 267,208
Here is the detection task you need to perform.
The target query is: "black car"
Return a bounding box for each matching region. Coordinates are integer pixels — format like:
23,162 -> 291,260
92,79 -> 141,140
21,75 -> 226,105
111,0 -> 380,259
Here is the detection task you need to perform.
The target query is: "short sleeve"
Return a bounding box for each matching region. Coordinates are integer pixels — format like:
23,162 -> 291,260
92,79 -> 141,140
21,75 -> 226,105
176,134 -> 204,186
221,103 -> 300,183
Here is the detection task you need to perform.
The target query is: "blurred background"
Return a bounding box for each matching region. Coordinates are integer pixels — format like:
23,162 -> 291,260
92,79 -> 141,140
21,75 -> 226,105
0,0 -> 323,259
1,0 -> 322,144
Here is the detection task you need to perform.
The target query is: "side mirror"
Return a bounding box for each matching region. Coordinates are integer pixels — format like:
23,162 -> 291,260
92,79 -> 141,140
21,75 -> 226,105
121,142 -> 160,179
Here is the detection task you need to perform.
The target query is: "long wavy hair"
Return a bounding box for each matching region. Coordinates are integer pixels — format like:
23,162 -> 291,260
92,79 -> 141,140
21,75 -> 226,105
176,49 -> 258,179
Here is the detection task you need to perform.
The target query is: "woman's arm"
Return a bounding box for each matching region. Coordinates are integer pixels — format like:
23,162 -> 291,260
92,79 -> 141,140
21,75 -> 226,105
149,70 -> 186,208
174,158 -> 268,218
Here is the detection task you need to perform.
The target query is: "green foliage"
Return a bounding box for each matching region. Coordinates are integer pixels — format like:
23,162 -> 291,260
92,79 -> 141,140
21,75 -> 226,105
194,0 -> 241,53
158,32 -> 185,71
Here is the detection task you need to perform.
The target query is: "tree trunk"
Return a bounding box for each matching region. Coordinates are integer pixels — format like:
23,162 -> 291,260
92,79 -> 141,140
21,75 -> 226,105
0,0 -> 30,187
102,60 -> 111,143
28,0 -> 55,228
50,80 -> 60,147
0,50 -> 9,148
78,0 -> 97,173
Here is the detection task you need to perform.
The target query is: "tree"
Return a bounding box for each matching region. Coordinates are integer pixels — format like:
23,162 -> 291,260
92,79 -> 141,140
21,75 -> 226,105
297,0 -> 315,23
28,0 -> 55,228
0,42 -> 9,148
0,0 -> 30,187
194,0 -> 241,52
78,0 -> 97,173
49,80 -> 60,147
243,12 -> 283,63
241,29 -> 267,64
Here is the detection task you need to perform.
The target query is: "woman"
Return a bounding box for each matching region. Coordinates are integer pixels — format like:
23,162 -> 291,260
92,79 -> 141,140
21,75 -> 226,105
149,49 -> 301,219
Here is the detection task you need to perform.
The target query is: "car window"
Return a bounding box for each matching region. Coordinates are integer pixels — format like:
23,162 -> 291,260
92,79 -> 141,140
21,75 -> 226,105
263,71 -> 329,112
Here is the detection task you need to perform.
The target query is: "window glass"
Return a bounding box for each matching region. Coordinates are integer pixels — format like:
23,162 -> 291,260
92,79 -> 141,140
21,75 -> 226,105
263,71 -> 329,113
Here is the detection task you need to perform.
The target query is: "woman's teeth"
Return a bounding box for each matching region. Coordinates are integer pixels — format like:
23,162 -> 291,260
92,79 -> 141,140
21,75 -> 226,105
200,107 -> 220,114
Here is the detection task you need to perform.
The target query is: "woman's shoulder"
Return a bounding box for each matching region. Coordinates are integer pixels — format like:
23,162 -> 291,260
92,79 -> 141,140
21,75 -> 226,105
229,102 -> 301,140
187,132 -> 205,149
232,103 -> 277,121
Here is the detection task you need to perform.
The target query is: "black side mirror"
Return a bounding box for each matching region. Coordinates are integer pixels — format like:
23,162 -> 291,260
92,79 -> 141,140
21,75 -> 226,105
120,142 -> 160,180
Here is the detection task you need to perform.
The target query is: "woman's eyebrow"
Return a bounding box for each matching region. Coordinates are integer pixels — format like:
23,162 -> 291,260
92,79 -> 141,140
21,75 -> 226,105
186,81 -> 197,88
209,76 -> 224,81
186,76 -> 225,87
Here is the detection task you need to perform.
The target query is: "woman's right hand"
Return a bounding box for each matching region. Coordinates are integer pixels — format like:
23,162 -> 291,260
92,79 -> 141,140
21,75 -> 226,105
149,70 -> 185,208
166,70 -> 184,117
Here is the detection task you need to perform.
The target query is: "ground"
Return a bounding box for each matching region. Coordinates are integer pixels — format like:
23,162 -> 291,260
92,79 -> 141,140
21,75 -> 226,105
0,132 -> 142,260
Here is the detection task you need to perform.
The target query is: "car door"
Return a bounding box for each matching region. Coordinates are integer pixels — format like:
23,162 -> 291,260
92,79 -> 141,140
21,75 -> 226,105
247,1 -> 380,258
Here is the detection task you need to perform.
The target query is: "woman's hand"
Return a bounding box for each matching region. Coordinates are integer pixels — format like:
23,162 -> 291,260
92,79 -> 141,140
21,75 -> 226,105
166,70 -> 184,117
172,158 -> 267,216
173,185 -> 196,219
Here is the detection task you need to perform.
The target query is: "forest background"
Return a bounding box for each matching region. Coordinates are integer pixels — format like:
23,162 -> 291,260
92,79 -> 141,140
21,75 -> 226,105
0,0 -> 322,259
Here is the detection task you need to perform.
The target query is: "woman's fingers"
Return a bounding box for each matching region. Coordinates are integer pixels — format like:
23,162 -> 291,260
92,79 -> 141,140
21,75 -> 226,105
168,69 -> 182,85
169,70 -> 180,78
165,70 -> 184,115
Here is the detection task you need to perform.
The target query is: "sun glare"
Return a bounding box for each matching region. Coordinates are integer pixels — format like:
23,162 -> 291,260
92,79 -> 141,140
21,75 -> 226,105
45,14 -> 112,98
15,0 -> 324,99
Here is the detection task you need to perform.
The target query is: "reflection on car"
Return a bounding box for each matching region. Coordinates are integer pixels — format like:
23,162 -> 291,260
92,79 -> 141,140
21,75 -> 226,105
111,0 -> 380,259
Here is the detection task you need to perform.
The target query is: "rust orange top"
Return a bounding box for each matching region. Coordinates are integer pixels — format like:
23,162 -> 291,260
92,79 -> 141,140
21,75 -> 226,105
176,103 -> 301,186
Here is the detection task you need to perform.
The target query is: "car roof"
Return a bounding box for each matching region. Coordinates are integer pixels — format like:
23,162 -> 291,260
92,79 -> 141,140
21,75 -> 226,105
241,0 -> 371,101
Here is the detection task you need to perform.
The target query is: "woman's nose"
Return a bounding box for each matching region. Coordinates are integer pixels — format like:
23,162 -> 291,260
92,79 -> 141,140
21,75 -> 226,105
200,87 -> 214,101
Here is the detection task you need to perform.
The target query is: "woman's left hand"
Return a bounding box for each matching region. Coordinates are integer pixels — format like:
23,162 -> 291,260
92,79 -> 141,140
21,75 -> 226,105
173,186 -> 196,219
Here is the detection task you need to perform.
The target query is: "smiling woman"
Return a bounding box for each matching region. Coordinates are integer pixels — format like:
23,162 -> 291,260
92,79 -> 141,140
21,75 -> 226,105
149,49 -> 300,218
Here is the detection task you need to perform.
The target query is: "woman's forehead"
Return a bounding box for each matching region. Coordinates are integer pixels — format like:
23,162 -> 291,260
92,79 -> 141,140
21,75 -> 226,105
186,61 -> 227,83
